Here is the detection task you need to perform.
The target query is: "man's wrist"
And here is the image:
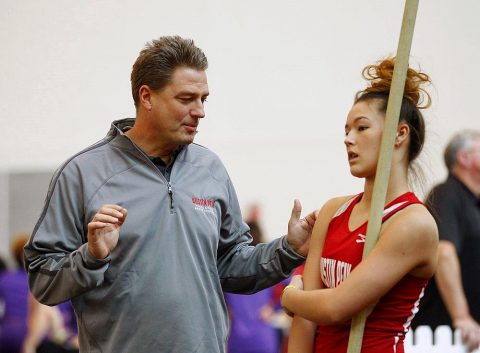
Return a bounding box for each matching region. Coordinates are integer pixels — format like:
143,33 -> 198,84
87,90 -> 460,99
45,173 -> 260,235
83,244 -> 111,268
283,236 -> 307,258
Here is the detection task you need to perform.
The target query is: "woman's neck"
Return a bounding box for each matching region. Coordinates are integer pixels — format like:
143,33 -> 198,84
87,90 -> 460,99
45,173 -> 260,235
361,165 -> 410,208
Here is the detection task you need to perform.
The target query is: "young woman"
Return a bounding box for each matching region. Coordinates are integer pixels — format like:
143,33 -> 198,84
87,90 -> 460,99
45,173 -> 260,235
281,58 -> 438,353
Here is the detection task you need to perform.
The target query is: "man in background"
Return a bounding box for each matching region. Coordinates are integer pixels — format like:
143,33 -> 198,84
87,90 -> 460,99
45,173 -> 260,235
413,130 -> 480,352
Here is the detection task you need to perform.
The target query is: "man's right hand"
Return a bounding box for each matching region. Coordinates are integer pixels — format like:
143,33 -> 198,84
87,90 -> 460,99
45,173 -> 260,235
454,316 -> 480,352
87,204 -> 128,259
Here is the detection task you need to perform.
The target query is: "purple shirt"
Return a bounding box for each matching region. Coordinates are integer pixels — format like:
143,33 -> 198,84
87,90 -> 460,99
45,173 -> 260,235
225,288 -> 280,353
57,301 -> 78,337
0,269 -> 29,352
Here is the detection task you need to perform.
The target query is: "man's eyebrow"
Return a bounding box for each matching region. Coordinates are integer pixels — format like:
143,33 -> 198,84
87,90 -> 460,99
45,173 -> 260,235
176,90 -> 209,96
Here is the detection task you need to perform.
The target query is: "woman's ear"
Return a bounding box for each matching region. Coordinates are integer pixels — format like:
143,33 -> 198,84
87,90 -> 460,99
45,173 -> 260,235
395,123 -> 410,147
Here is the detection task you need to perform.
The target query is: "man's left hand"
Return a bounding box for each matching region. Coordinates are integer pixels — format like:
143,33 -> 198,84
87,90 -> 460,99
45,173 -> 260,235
286,199 -> 316,256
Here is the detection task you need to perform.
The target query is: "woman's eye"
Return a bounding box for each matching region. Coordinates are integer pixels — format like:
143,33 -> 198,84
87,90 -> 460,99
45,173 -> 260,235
358,126 -> 368,131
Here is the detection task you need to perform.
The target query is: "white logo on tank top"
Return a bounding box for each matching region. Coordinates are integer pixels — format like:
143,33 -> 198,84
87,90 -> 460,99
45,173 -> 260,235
321,257 -> 352,288
356,233 -> 366,243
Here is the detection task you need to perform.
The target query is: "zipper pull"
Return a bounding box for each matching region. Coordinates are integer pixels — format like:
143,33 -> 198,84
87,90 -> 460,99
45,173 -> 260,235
167,182 -> 174,209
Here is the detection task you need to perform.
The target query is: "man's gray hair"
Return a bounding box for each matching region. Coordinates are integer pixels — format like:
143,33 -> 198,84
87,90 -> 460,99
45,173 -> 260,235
444,130 -> 480,170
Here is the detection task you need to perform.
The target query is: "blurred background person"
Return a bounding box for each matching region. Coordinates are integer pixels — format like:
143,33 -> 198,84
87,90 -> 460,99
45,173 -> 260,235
0,257 -> 7,273
21,296 -> 78,353
0,234 -> 30,353
0,232 -> 79,353
224,203 -> 289,353
413,130 -> 480,352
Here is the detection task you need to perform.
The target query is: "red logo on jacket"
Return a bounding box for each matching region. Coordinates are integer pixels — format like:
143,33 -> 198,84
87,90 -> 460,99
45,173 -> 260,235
192,198 -> 215,208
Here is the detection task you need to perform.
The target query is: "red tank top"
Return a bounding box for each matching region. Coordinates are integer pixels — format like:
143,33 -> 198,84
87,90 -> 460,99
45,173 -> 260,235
315,192 -> 428,353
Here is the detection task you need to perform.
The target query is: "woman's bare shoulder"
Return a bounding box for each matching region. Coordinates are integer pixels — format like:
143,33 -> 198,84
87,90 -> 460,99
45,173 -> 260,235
386,204 -> 439,245
321,194 -> 358,214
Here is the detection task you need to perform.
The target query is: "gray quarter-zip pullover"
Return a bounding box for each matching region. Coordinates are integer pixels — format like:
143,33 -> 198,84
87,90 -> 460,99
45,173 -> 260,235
25,118 -> 305,353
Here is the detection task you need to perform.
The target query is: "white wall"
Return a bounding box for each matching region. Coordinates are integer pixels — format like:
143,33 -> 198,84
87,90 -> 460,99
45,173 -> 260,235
1,0 -> 478,240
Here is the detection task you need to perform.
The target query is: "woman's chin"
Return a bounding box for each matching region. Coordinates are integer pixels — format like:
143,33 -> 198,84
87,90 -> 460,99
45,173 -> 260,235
349,168 -> 369,179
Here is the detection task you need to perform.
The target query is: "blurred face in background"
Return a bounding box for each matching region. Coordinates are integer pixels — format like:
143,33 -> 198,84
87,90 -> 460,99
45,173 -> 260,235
466,137 -> 480,181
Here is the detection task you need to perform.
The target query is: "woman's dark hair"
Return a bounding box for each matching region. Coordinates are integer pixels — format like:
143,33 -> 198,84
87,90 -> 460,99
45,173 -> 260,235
354,57 -> 432,163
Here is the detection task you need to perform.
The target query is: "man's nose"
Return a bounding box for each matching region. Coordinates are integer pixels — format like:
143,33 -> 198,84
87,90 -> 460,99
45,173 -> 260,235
191,100 -> 205,119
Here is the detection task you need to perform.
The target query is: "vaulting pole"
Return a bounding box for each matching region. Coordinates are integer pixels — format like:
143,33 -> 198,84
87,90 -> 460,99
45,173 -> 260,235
346,1 -> 419,352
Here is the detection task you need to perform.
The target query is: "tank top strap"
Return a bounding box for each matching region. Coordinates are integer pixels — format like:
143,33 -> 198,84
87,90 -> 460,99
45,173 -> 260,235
332,193 -> 363,218
381,192 -> 422,223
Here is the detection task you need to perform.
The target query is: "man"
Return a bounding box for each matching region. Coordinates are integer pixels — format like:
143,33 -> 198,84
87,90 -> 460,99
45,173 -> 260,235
24,36 -> 315,353
413,130 -> 480,352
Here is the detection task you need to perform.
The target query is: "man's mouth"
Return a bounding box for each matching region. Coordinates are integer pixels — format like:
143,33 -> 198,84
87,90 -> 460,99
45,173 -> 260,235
184,124 -> 198,133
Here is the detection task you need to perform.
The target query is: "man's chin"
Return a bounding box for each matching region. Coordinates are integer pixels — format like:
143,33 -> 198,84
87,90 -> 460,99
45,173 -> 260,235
180,136 -> 195,146
174,132 -> 197,147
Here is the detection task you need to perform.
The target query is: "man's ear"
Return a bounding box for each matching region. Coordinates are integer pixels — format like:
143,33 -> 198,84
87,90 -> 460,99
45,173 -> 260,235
395,123 -> 410,147
138,85 -> 153,111
456,149 -> 471,168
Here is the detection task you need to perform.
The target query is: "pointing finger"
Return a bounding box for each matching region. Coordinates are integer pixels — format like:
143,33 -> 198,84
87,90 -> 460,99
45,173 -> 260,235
290,199 -> 302,223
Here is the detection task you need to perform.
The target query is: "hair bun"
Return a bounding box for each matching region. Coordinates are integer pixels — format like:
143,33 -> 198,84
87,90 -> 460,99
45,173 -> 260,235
361,57 -> 431,109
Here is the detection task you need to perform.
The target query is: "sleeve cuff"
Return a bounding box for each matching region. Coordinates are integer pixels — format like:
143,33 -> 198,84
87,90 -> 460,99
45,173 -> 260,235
80,244 -> 111,269
281,235 -> 306,260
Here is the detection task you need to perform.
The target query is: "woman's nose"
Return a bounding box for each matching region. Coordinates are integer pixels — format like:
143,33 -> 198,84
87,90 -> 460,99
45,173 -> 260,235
344,131 -> 355,145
